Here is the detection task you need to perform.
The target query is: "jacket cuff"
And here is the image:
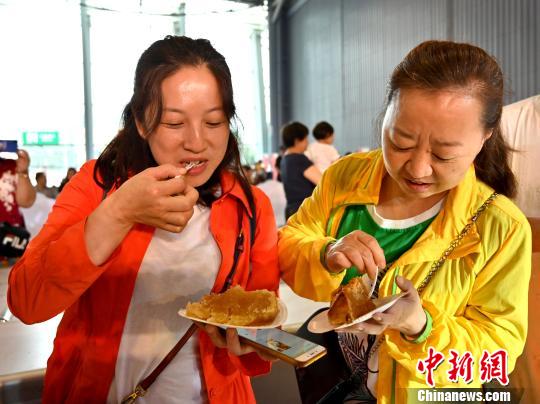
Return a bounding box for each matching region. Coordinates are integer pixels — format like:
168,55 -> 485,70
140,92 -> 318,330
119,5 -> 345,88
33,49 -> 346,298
320,239 -> 342,276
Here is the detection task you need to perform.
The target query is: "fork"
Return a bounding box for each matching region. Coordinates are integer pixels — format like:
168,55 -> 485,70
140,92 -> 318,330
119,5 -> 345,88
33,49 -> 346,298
367,267 -> 379,299
174,162 -> 197,179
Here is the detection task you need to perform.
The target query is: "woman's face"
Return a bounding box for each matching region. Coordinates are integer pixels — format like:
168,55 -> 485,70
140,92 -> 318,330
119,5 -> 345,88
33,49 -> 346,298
143,65 -> 230,187
381,88 -> 489,201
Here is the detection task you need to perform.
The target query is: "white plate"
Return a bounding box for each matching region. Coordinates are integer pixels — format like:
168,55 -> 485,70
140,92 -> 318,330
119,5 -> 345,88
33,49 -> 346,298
307,293 -> 406,334
178,299 -> 288,329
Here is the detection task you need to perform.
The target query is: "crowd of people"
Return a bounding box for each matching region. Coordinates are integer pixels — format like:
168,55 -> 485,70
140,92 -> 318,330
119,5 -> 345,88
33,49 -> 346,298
4,34 -> 536,404
241,120 -> 342,225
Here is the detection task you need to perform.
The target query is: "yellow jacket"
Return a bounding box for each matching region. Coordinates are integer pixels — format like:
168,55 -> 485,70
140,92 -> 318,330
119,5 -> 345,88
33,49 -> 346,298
279,150 -> 531,403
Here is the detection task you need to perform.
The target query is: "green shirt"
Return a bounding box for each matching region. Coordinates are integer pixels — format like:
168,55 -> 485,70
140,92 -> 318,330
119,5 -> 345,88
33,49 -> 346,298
337,204 -> 437,285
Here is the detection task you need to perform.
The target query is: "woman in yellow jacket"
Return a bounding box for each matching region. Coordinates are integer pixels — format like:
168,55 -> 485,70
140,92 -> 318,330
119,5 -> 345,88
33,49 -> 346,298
279,40 -> 531,404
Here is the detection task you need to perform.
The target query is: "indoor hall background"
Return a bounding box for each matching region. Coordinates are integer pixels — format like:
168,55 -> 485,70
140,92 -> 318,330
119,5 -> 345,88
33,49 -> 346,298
269,0 -> 540,153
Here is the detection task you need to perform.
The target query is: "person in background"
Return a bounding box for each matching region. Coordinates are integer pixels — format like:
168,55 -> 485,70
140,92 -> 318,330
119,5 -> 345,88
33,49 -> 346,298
0,149 -> 35,263
257,156 -> 287,227
0,149 -> 36,226
279,40 -> 531,403
34,172 -> 57,199
253,160 -> 267,185
280,122 -> 322,219
8,35 -> 279,404
241,164 -> 256,184
305,121 -> 340,173
57,167 -> 77,194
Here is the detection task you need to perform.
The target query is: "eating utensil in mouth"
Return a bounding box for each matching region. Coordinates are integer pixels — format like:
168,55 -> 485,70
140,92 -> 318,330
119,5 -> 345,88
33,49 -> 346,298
184,161 -> 198,171
173,162 -> 199,180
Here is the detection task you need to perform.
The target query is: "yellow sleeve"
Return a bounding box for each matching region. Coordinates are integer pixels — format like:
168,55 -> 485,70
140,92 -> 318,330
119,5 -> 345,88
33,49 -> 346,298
384,219 -> 531,386
278,170 -> 345,302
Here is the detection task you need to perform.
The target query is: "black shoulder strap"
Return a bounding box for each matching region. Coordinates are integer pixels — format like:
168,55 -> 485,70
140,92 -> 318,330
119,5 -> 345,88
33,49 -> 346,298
248,203 -> 256,247
222,201 -> 256,292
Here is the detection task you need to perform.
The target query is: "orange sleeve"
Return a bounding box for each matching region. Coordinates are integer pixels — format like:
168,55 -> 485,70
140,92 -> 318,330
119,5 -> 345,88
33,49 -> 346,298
7,161 -> 121,324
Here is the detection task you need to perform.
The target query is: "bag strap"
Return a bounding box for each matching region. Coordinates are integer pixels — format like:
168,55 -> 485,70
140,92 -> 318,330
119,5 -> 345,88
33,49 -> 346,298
120,323 -> 198,404
121,199 -> 256,404
416,191 -> 497,295
222,202 -> 257,290
366,192 -> 498,359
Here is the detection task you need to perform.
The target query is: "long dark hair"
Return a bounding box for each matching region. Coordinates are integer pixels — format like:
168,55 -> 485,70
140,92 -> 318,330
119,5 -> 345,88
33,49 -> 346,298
94,35 -> 255,210
383,40 -> 516,198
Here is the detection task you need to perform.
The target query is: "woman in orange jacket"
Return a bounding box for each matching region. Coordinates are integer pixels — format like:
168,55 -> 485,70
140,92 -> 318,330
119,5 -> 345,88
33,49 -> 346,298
8,36 -> 279,403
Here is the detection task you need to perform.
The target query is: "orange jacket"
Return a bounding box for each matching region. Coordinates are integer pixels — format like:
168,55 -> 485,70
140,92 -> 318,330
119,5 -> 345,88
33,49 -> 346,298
8,160 -> 280,403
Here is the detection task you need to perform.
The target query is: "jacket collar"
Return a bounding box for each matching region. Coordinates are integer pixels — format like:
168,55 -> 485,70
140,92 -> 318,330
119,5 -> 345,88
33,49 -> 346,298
333,149 -> 386,207
219,170 -> 254,218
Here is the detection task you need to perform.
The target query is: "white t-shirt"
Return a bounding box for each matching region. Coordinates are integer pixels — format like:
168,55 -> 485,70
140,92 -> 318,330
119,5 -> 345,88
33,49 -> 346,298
501,94 -> 540,217
305,142 -> 340,173
107,204 -> 221,404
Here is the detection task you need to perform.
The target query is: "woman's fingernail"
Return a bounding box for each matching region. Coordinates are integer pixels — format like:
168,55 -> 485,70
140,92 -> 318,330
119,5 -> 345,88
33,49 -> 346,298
374,316 -> 382,321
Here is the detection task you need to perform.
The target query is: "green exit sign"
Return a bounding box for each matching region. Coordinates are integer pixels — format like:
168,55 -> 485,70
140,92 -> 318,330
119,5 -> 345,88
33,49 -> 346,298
23,131 -> 59,146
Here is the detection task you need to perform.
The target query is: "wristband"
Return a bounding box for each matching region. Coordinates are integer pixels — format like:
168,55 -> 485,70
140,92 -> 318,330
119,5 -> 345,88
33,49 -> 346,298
400,308 -> 432,344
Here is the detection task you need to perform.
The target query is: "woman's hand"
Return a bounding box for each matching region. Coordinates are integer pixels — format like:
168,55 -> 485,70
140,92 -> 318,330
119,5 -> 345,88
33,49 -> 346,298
199,324 -> 277,362
325,230 -> 386,280
85,164 -> 199,266
107,164 -> 199,232
16,149 -> 31,173
14,149 -> 36,207
337,276 -> 427,337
